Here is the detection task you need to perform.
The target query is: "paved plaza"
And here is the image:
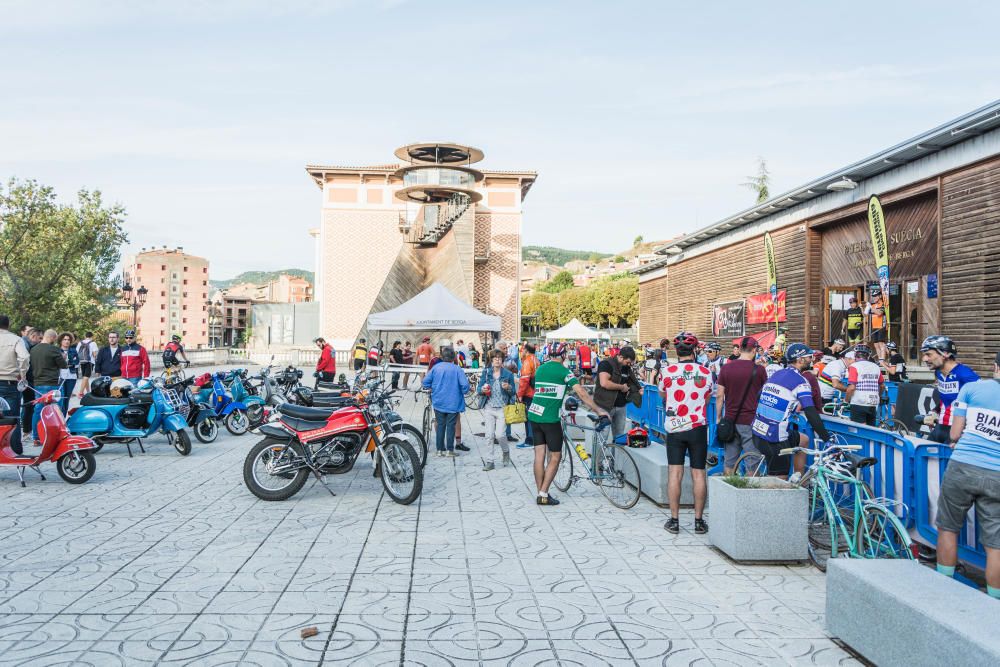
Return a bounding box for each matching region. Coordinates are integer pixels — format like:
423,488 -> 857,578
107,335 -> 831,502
0,392 -> 861,666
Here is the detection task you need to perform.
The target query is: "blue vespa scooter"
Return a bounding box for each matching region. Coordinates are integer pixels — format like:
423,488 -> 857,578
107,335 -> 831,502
199,372 -> 251,436
67,377 -> 192,456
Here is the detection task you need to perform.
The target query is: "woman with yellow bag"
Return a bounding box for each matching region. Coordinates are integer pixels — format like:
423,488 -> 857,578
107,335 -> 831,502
477,350 -> 519,471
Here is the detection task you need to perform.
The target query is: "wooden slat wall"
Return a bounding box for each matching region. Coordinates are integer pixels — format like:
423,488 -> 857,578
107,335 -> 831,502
805,227 -> 824,350
666,225 -> 807,344
941,156 -> 1000,376
639,274 -> 668,344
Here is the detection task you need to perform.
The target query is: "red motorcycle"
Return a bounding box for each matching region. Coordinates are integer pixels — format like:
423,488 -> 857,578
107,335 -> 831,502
1,389 -> 98,487
242,396 -> 423,505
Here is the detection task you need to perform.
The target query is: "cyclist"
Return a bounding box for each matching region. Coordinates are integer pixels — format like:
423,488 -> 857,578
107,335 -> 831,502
704,342 -> 723,387
751,343 -> 832,480
843,296 -> 864,344
658,332 -> 713,535
162,334 -> 189,369
921,335 -> 980,443
865,288 -> 889,362
844,344 -> 883,426
352,338 -> 368,372
822,337 -> 847,359
818,350 -> 849,408
528,342 -> 607,506
764,346 -> 784,378
577,339 -> 594,381
934,350 -> 1000,599
881,341 -> 908,382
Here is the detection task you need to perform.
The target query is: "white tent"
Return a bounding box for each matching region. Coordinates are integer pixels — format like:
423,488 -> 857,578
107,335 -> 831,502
544,318 -> 609,340
367,282 -> 502,332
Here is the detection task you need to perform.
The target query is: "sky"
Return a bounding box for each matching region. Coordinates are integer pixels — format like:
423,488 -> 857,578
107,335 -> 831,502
3,1 -> 999,279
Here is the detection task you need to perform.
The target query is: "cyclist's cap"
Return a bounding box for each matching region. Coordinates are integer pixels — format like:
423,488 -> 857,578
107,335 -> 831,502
738,336 -> 757,351
832,338 -> 846,346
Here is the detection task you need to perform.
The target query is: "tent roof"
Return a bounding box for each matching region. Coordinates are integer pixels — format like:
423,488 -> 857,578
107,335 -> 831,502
544,318 -> 609,340
367,282 -> 502,332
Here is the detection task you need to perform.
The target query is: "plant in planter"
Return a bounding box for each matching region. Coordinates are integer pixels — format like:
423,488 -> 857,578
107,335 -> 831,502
708,475 -> 808,562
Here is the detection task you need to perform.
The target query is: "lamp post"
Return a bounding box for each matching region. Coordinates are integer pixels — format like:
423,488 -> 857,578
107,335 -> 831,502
120,272 -> 148,326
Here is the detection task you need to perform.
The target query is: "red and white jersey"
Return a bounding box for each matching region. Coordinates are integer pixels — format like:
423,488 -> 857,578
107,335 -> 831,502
846,360 -> 884,406
660,362 -> 715,429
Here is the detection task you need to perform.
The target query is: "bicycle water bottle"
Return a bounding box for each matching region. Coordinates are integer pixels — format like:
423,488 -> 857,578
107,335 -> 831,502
575,444 -> 590,460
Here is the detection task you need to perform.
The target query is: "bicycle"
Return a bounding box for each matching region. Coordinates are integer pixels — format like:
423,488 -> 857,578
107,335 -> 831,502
553,409 -> 641,509
822,392 -> 910,435
782,440 -> 914,571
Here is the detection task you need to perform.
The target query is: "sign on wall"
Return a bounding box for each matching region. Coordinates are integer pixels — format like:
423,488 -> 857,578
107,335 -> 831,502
712,301 -> 746,337
747,290 -> 787,324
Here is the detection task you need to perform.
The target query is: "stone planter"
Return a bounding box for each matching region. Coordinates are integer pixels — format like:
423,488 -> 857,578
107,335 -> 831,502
707,475 -> 808,562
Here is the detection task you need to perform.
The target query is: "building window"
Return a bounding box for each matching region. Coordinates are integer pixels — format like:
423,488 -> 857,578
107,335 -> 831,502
183,318 -> 187,324
161,265 -> 166,270
136,263 -> 142,269
183,305 -> 187,310
203,267 -> 207,273
202,281 -> 207,286
161,330 -> 165,336
160,291 -> 166,297
183,266 -> 188,272
161,304 -> 166,310
160,317 -> 165,323
183,279 -> 188,285
183,292 -> 187,298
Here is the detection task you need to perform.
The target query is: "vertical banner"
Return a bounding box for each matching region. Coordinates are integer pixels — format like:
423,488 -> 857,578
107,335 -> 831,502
867,195 -> 891,342
764,232 -> 779,339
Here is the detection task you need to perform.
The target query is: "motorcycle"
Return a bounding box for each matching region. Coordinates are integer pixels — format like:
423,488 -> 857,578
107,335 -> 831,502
166,376 -> 219,443
67,377 -> 193,456
242,392 -> 423,505
1,388 -> 99,486
197,372 -> 251,436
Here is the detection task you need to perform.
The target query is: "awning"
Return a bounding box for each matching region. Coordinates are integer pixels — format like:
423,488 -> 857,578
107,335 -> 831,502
367,282 -> 502,332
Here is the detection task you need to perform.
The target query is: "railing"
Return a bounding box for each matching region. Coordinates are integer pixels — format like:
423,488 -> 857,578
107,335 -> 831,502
150,347 -> 350,370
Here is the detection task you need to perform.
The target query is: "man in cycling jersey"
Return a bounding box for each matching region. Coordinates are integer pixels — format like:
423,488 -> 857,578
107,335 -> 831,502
842,297 -> 864,344
865,288 -> 888,362
818,352 -> 850,407
922,335 -> 980,443
527,342 -> 607,506
162,334 -> 189,368
934,350 -> 1000,599
845,344 -> 884,425
751,343 -> 831,480
352,338 -> 368,372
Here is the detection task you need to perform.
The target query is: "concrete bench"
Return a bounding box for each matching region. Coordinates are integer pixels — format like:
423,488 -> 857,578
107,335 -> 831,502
620,442 -> 693,507
827,559 -> 1000,667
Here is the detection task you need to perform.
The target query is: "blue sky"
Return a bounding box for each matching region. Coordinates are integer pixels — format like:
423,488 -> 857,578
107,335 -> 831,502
2,1 -> 999,279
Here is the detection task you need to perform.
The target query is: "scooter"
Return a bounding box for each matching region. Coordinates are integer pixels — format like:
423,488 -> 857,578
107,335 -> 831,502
166,376 -> 218,443
197,372 -> 251,436
1,388 -> 98,487
222,369 -> 267,428
67,377 -> 192,456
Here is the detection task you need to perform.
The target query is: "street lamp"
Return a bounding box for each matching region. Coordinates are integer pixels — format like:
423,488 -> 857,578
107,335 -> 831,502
120,272 -> 148,326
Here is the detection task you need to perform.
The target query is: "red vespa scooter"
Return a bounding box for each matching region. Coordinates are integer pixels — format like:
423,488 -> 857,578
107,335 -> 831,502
1,389 -> 99,487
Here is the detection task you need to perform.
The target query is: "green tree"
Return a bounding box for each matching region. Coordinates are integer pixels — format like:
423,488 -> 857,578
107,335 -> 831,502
613,255 -> 626,263
743,157 -> 770,203
539,270 -> 575,293
0,179 -> 128,333
633,235 -> 644,247
521,291 -> 558,328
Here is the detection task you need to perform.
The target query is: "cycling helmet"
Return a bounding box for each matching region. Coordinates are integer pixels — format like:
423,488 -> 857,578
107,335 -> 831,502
90,376 -> 112,398
627,427 -> 649,448
812,350 -> 825,362
920,335 -> 956,358
705,342 -> 722,352
124,329 -> 136,338
784,343 -> 812,364
673,331 -> 699,349
853,344 -> 873,360
886,341 -> 898,351
549,342 -> 568,358
564,396 -> 580,412
171,334 -> 182,342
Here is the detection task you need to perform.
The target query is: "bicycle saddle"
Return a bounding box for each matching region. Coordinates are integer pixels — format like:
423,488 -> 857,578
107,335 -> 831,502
842,451 -> 877,472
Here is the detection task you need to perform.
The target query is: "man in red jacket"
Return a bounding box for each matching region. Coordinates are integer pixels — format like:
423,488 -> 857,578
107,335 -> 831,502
315,337 -> 336,383
120,329 -> 151,383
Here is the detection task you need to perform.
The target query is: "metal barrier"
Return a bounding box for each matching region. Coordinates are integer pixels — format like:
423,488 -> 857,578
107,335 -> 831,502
910,440 -> 987,571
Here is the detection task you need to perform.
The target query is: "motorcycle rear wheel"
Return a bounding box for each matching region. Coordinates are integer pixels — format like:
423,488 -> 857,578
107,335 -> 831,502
244,438 -> 309,501
57,451 -> 96,484
378,438 -> 423,505
173,430 -> 192,456
226,410 -> 250,436
391,422 -> 428,469
194,418 -> 219,444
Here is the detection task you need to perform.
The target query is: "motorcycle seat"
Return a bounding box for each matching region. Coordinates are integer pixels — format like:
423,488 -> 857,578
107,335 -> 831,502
0,417 -> 18,426
81,394 -> 130,407
279,403 -> 337,421
280,416 -> 329,432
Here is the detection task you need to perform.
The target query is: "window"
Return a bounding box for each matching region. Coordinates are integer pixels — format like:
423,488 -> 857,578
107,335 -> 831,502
183,266 -> 188,272
202,318 -> 206,324
160,330 -> 165,336
202,281 -> 207,286
160,291 -> 166,297
160,317 -> 165,323
160,304 -> 166,310
203,267 -> 208,273
183,292 -> 187,298
161,265 -> 166,270
183,318 -> 187,324
182,305 -> 187,310
161,278 -> 165,283
171,285 -> 178,293
183,279 -> 188,285
136,263 -> 142,269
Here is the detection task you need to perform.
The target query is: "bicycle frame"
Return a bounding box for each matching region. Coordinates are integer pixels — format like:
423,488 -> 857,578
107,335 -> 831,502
561,412 -> 617,482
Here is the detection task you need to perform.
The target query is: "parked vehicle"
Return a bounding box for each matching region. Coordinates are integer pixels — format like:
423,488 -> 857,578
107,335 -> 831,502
195,372 -> 251,436
243,390 -> 423,505
1,388 -> 99,486
67,377 -> 192,456
222,369 -> 267,428
166,376 -> 219,443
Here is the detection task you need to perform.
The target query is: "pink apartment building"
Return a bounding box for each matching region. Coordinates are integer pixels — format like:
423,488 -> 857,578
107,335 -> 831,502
125,247 -> 210,351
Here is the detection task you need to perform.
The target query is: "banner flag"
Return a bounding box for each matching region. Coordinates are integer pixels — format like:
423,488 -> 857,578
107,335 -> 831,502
764,232 -> 779,338
867,195 -> 891,342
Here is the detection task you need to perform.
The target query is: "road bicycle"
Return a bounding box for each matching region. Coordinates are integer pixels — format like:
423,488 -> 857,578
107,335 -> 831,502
554,409 -> 641,509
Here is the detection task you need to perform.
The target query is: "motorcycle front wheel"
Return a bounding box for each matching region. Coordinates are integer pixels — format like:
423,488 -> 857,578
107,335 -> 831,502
57,451 -> 96,484
243,438 -> 309,501
226,410 -> 250,436
173,430 -> 192,456
378,438 -> 423,505
391,422 -> 428,469
194,418 -> 218,444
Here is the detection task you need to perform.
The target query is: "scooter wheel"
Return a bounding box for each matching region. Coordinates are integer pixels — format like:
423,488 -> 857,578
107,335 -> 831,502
226,410 -> 249,436
194,419 -> 219,444
57,451 -> 97,484
247,404 -> 265,429
173,430 -> 192,456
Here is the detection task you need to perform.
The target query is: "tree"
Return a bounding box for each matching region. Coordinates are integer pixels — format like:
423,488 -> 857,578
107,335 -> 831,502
539,270 -> 575,293
613,255 -> 626,263
0,178 -> 128,333
633,235 -> 644,247
742,157 -> 770,204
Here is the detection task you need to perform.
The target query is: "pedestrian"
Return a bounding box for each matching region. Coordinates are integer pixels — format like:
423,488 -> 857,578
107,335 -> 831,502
162,334 -> 189,368
704,342 -> 723,387
76,332 -> 98,397
57,332 -> 79,414
933,350 -> 1000,600
401,340 -> 414,389
416,336 -> 434,367
19,326 -> 41,437
577,338 -> 594,381
28,329 -> 66,445
715,336 -> 767,474
119,329 -> 150,383
367,340 -> 382,368
921,335 -> 979,443
468,342 -> 480,369
94,330 -> 122,378
764,346 -> 784,378
0,315 -> 31,457
314,337 -> 336,384
727,343 -> 740,363
495,340 -> 518,443
421,346 -> 469,458
593,345 -> 637,442
845,344 -> 883,426
517,343 -> 541,448
477,350 -> 517,470
527,342 -> 607,506
659,332 -> 713,534
880,341 -> 908,382
388,340 -> 404,389
353,338 -> 368,372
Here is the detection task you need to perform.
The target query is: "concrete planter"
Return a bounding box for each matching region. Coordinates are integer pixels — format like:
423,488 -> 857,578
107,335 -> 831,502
708,475 -> 808,562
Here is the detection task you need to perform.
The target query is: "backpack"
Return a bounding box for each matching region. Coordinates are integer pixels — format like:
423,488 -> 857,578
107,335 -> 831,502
78,340 -> 92,364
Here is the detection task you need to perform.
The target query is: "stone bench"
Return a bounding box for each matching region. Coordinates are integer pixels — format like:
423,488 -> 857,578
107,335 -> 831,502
620,441 -> 693,507
827,559 -> 1000,666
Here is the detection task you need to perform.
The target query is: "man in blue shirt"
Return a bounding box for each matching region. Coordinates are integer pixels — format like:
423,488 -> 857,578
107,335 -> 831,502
934,350 -> 1000,599
421,346 -> 470,458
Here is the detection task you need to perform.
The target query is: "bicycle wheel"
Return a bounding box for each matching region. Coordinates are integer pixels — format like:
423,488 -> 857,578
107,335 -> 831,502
806,484 -> 852,572
553,436 -> 574,492
860,504 -> 915,560
422,404 -> 433,444
596,443 -> 641,509
878,418 -> 911,436
732,452 -> 766,477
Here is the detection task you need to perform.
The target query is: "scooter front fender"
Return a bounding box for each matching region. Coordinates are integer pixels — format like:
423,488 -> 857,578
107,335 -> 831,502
51,435 -> 99,458
222,402 -> 248,415
160,414 -> 189,433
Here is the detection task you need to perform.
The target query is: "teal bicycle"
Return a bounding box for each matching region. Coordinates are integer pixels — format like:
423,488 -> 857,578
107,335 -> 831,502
782,439 -> 914,571
554,410 -> 641,509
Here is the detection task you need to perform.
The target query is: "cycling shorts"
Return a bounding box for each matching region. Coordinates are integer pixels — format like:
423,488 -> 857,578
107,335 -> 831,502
665,425 -> 708,469
752,433 -> 797,477
531,421 -> 563,453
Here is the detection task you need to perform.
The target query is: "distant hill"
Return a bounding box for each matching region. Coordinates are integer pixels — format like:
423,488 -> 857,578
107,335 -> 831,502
210,269 -> 314,291
522,246 -> 612,266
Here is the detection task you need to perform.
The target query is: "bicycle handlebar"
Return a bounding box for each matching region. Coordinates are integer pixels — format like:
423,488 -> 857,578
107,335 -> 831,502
779,443 -> 862,456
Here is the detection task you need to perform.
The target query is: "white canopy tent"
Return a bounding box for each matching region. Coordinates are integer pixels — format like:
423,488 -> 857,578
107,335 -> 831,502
367,282 -> 502,333
544,318 -> 609,340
